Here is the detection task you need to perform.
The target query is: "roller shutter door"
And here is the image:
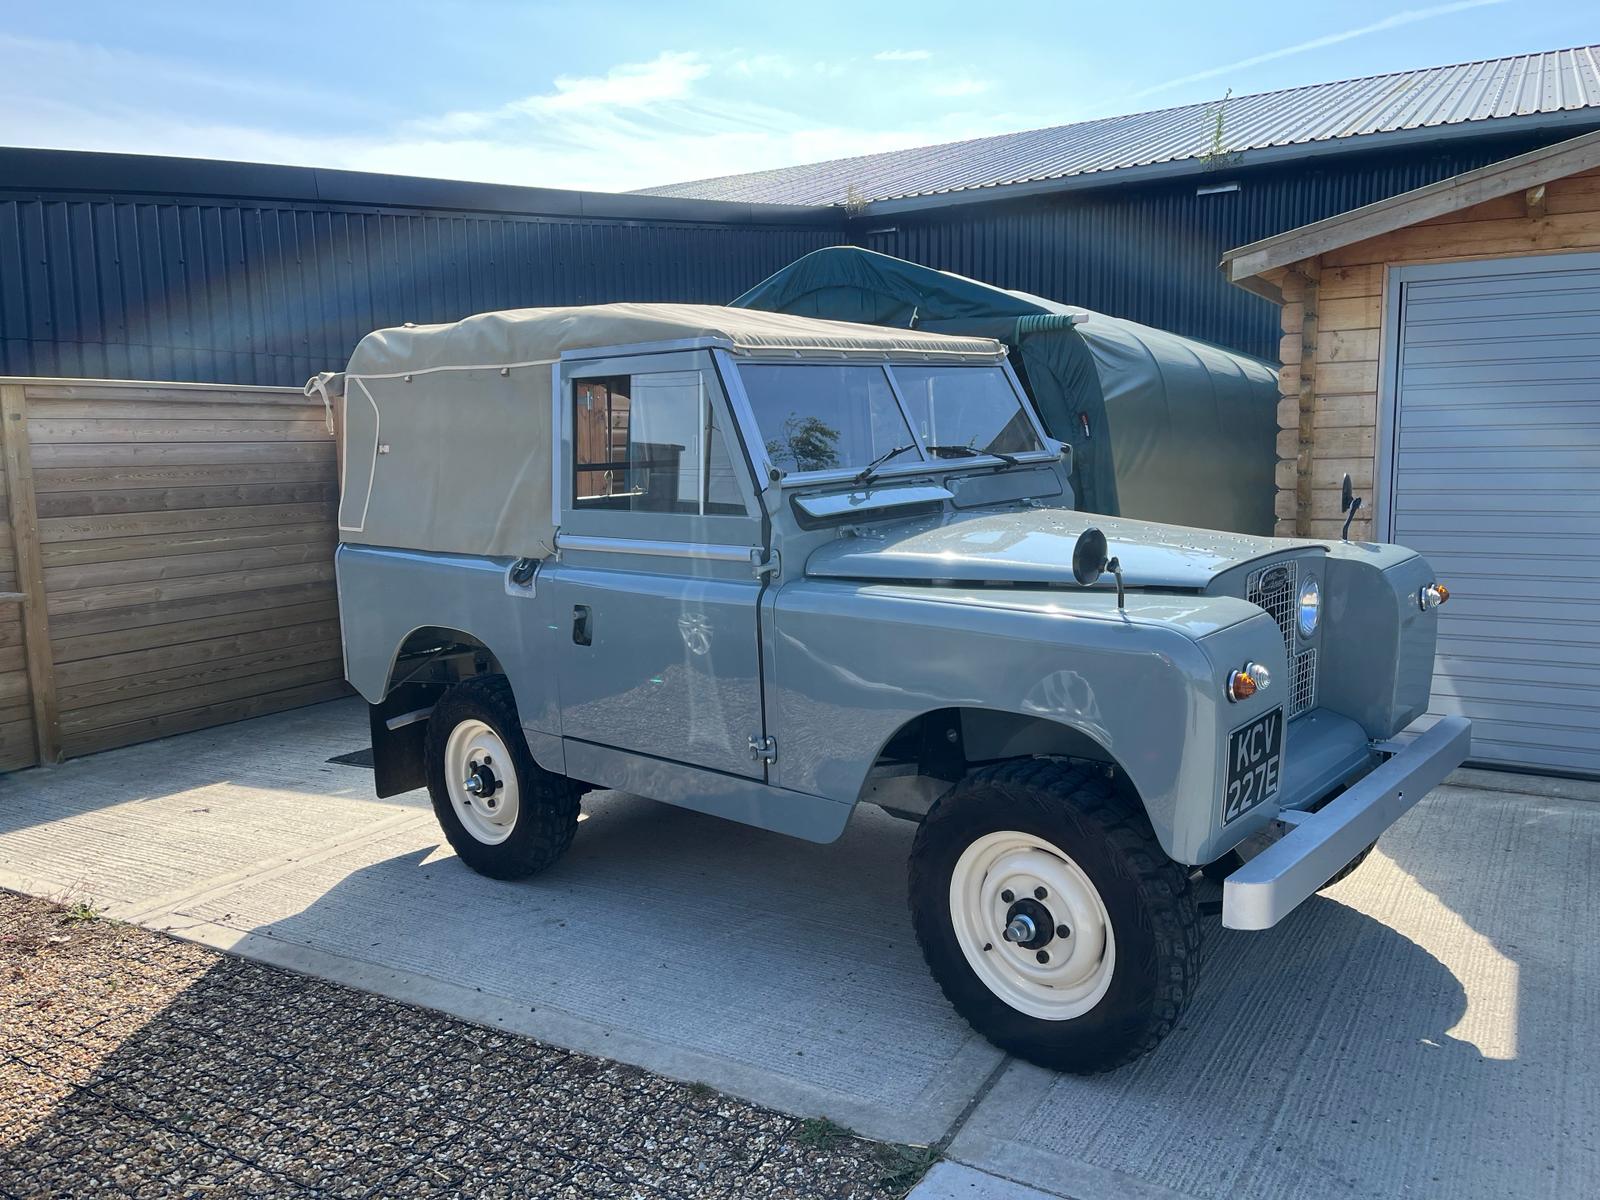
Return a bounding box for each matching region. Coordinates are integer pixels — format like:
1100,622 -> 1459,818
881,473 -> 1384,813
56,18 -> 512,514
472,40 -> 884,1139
1388,253 -> 1600,776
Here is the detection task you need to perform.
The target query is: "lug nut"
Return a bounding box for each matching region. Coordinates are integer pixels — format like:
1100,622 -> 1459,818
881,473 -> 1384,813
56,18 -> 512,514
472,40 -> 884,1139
1056,925 -> 1070,938
1036,951 -> 1050,964
1000,890 -> 1014,903
1034,886 -> 1047,900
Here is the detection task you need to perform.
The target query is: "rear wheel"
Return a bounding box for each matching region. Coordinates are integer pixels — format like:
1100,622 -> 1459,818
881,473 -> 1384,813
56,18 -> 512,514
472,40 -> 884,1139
909,759 -> 1201,1073
425,675 -> 581,880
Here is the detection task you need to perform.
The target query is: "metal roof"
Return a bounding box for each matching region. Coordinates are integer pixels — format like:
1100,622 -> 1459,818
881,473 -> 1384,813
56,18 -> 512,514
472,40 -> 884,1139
635,45 -> 1600,209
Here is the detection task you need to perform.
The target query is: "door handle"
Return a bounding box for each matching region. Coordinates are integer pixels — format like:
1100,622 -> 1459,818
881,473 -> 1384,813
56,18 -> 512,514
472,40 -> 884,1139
572,604 -> 592,646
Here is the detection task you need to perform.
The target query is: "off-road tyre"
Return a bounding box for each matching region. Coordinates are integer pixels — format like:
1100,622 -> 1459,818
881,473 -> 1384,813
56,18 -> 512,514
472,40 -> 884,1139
909,759 -> 1201,1073
425,675 -> 581,880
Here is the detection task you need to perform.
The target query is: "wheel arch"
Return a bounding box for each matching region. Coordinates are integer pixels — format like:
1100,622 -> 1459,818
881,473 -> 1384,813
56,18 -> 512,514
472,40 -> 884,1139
364,625 -> 515,800
381,624 -> 510,699
855,706 -> 1130,813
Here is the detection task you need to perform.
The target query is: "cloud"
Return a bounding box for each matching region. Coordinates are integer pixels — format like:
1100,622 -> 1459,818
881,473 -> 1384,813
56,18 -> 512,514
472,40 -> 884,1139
1126,0 -> 1509,100
417,51 -> 710,134
874,49 -> 932,62
930,77 -> 992,99
0,30 -> 1024,195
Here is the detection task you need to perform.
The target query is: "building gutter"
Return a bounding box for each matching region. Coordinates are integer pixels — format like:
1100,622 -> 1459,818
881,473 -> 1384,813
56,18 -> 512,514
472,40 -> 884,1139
0,146 -> 846,229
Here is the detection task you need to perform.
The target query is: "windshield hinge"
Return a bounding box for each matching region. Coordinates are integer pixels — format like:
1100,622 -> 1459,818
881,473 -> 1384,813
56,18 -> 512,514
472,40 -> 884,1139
747,734 -> 777,764
751,548 -> 781,578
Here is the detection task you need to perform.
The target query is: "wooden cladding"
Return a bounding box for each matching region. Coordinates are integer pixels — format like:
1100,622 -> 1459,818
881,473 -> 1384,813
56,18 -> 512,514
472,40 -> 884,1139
0,377 -> 348,772
1263,165 -> 1600,539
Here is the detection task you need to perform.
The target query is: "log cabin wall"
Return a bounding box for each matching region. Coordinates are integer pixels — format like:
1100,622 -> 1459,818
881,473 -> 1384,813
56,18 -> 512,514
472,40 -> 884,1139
0,377 -> 347,771
1267,165 -> 1600,538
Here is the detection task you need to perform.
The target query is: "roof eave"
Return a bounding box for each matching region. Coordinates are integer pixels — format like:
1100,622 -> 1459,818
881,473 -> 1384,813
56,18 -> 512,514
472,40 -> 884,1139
853,108 -> 1600,217
1221,126 -> 1600,286
0,145 -> 845,229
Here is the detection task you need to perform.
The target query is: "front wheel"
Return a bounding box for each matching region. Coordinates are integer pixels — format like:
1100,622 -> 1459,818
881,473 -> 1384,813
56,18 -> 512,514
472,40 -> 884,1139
425,675 -> 581,880
909,760 -> 1200,1073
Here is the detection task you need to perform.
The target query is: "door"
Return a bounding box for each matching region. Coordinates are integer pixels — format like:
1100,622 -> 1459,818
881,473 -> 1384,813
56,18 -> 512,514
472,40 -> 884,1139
1384,253 -> 1600,776
543,352 -> 769,778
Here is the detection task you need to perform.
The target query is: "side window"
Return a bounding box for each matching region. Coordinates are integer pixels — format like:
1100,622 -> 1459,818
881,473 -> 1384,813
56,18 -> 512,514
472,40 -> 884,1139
573,370 -> 745,515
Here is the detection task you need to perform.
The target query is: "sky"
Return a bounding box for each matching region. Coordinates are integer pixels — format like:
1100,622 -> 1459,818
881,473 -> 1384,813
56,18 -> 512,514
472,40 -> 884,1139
1,0 -> 1593,194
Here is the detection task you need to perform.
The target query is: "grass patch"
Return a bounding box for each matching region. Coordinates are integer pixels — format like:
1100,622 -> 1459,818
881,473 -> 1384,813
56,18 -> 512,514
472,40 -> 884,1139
796,1116 -> 852,1151
63,899 -> 102,924
873,1143 -> 939,1195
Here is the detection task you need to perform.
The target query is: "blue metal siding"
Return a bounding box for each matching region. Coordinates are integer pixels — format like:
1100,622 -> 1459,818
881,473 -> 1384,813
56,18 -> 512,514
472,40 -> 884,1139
858,137 -> 1567,359
0,133 -> 1584,382
0,195 -> 842,386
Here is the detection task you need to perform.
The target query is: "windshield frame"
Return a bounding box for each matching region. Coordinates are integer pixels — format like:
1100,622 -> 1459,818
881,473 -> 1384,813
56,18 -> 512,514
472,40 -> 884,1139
727,353 -> 1053,488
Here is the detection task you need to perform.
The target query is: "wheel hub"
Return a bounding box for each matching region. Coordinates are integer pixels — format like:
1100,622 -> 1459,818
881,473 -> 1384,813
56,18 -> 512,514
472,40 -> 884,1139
444,719 -> 521,846
463,761 -> 500,801
948,830 -> 1116,1022
1002,897 -> 1056,950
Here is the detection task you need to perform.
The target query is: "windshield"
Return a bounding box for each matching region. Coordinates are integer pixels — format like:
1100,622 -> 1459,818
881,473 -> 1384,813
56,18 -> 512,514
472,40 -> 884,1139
739,362 -> 1041,477
741,364 -> 920,474
892,366 -> 1043,457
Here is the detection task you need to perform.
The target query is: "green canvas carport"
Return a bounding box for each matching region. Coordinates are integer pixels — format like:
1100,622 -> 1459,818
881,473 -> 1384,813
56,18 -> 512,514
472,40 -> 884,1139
733,247 -> 1279,534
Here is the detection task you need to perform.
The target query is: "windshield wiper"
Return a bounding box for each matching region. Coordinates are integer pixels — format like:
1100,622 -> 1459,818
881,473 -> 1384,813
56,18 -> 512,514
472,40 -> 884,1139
925,444 -> 1020,466
852,443 -> 917,487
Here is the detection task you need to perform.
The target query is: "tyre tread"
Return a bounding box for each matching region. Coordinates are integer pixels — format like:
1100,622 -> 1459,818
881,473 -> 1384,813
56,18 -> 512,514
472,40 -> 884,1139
910,758 -> 1201,1072
425,675 -> 581,880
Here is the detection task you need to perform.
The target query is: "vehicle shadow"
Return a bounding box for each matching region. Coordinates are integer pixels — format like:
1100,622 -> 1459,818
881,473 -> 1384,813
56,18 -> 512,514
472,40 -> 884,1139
145,789 -> 1001,1145
985,791 -> 1597,1199
141,782 -> 1597,1194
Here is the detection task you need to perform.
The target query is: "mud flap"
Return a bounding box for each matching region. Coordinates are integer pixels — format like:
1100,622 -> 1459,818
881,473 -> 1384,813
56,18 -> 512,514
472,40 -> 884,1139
368,682 -> 437,798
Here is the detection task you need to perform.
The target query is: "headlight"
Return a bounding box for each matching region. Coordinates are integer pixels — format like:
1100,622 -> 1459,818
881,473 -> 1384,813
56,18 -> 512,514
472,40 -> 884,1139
1297,576 -> 1320,637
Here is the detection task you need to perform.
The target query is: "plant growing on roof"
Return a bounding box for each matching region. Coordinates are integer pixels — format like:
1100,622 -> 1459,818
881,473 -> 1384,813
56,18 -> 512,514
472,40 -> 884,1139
1201,89 -> 1243,170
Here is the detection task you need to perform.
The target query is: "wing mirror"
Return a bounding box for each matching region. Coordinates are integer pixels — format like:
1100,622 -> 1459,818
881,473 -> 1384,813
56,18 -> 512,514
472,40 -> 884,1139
1072,526 -> 1125,610
1340,473 -> 1364,541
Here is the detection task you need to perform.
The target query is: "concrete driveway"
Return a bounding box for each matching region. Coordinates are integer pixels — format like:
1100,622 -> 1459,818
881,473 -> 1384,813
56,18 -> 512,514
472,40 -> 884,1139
0,698 -> 1595,1199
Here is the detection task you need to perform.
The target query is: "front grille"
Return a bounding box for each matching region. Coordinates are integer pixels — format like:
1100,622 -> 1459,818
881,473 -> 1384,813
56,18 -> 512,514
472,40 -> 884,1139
1246,562 -> 1297,651
1247,560 -> 1317,718
1291,649 -> 1317,717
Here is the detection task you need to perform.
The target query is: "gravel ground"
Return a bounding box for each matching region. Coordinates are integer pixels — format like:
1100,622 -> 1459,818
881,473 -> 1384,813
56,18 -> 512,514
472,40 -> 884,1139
0,891 -> 934,1199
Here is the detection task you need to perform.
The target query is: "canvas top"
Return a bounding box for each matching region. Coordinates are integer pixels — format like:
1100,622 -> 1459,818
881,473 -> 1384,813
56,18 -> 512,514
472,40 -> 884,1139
332,303 -> 1006,559
344,302 -> 1005,379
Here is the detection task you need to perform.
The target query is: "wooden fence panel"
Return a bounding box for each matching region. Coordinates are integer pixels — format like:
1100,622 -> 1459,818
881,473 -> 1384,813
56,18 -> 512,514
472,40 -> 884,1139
0,377 -> 349,770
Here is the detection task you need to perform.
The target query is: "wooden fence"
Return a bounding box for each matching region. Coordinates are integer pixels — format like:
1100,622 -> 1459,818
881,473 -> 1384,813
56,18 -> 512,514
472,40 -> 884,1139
0,377 -> 348,771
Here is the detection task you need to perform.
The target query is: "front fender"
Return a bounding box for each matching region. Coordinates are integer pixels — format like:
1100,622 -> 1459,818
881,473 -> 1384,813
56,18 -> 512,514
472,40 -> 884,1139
769,580 -> 1281,860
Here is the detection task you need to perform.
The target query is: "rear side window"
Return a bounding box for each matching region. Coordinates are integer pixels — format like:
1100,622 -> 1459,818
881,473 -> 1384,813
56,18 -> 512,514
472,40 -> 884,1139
572,371 -> 744,515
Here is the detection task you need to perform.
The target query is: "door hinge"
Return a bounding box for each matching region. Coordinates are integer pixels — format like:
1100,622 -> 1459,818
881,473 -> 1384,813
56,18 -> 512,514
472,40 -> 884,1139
751,547 -> 780,578
747,734 -> 777,765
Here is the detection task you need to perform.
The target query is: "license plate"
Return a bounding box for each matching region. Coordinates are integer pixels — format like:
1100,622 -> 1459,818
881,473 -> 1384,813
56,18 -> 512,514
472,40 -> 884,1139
1224,707 -> 1283,826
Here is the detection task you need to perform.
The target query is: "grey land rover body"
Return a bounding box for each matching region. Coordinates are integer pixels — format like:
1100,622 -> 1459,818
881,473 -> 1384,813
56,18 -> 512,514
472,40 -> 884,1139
319,303 -> 1469,1072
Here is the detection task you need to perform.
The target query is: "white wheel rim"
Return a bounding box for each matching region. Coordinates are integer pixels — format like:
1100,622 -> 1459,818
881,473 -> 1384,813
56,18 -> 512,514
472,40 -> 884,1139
444,719 -> 520,845
949,830 -> 1116,1021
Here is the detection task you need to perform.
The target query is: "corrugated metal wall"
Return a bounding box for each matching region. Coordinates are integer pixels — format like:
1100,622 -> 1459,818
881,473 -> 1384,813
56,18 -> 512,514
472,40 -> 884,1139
0,193 -> 842,386
0,134 -> 1580,383
860,136 -> 1567,360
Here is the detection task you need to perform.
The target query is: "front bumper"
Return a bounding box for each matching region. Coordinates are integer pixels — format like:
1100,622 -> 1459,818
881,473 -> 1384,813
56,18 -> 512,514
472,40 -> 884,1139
1222,716 -> 1471,930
